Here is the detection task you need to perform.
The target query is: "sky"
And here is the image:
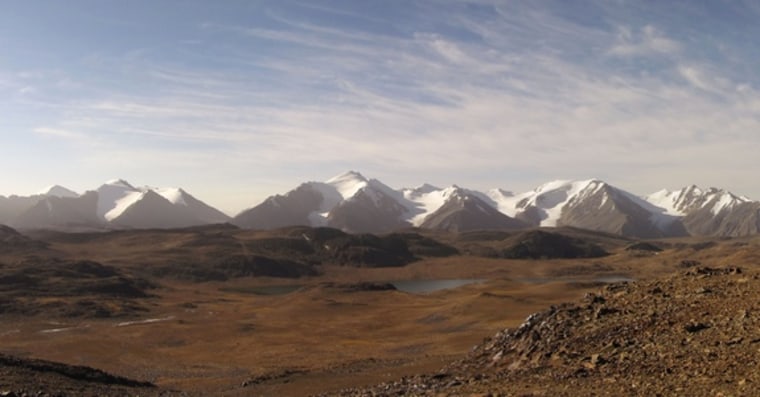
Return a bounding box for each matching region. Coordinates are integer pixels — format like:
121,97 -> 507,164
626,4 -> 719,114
2,0 -> 760,215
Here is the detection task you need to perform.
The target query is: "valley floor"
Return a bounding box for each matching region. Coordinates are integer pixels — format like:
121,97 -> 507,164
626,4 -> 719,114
2,227 -> 760,395
1,259 -> 615,396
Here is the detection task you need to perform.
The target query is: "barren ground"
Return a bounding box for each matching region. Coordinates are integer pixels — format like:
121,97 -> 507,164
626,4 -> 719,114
2,227 -> 760,395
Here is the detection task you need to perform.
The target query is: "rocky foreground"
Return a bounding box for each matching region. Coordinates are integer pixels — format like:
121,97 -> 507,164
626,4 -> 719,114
330,266 -> 760,396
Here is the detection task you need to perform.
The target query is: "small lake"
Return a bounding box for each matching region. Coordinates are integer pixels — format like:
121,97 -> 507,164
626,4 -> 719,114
221,276 -> 632,296
223,279 -> 486,296
390,279 -> 486,294
516,275 -> 635,284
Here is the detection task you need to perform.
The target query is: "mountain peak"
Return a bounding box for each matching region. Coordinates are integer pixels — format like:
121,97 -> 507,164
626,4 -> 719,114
326,171 -> 369,200
534,179 -> 600,193
644,184 -> 749,217
155,187 -> 188,206
104,179 -> 135,189
530,179 -> 606,198
488,188 -> 514,197
410,183 -> 440,194
37,185 -> 79,198
326,170 -> 367,184
685,184 -> 701,192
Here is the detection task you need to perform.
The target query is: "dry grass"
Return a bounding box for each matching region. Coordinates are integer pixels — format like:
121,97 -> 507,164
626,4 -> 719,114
4,227 -> 760,395
0,275 -> 604,396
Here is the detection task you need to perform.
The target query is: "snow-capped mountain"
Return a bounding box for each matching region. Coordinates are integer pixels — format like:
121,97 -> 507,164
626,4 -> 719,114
325,174 -> 414,233
401,184 -> 451,226
644,185 -> 759,237
235,172 -> 527,233
4,172 -> 760,237
97,179 -> 139,221
403,185 -> 499,226
95,179 -> 230,228
487,179 -> 608,226
645,185 -> 749,216
232,173 -> 760,238
1,180 -> 229,230
233,171 -> 416,233
485,179 -> 684,238
417,187 -> 528,232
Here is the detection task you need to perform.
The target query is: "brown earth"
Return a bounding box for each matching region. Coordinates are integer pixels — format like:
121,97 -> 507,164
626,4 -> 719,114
3,226 -> 760,395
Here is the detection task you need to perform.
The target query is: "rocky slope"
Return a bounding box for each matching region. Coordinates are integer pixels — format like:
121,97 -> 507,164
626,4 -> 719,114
331,266 -> 760,396
683,201 -> 760,237
232,183 -> 325,230
0,353 -> 176,397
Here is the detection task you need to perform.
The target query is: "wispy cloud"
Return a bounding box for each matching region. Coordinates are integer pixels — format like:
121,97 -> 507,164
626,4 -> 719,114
677,64 -> 736,96
9,1 -> 760,210
33,127 -> 87,141
609,25 -> 681,57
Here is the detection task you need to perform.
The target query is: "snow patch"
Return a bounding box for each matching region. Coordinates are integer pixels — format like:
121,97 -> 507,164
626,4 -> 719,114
401,185 -> 501,226
486,188 -> 520,216
711,192 -> 741,214
616,189 -> 680,229
104,191 -> 145,221
307,173 -> 419,226
116,316 -> 175,327
97,180 -> 207,222
645,189 -> 682,216
156,187 -> 187,206
97,180 -> 138,219
495,179 -> 604,226
326,171 -> 369,200
307,210 -> 330,227
40,324 -> 89,334
402,185 -> 457,226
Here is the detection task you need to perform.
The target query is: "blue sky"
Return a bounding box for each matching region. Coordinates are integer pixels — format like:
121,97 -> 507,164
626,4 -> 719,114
2,0 -> 760,214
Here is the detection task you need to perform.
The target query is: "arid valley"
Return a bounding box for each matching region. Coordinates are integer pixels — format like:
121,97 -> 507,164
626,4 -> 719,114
5,1 -> 760,395
3,224 -> 760,396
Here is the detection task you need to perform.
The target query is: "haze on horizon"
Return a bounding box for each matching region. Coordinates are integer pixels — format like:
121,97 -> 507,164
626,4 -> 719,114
2,0 -> 760,214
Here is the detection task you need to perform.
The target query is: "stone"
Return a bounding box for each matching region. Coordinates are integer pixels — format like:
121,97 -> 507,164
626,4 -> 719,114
684,322 -> 710,333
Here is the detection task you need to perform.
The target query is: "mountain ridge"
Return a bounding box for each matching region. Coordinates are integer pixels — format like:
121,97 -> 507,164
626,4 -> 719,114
1,179 -> 230,231
2,172 -> 758,237
230,172 -> 759,238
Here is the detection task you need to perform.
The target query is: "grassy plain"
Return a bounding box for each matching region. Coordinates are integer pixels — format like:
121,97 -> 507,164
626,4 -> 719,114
3,226 -> 759,395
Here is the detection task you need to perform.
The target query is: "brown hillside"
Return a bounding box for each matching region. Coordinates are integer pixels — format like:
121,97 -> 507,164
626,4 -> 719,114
336,267 -> 760,396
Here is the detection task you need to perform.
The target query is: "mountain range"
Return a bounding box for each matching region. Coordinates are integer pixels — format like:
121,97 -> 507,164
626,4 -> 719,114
1,172 -> 759,238
0,180 -> 230,231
